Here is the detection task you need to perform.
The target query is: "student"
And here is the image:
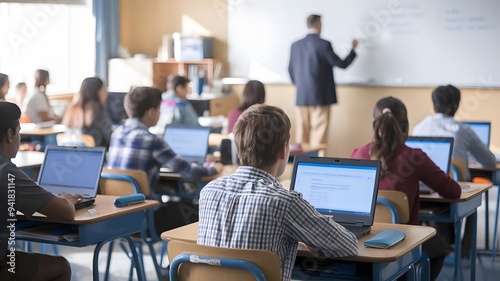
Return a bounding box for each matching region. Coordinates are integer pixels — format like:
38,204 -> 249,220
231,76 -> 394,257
14,82 -> 27,109
0,73 -> 9,102
412,84 -> 496,261
0,102 -> 82,281
413,84 -> 496,174
351,96 -> 461,281
198,104 -> 358,281
227,80 -> 266,133
63,77 -> 113,147
160,75 -> 200,127
107,87 -> 221,199
23,69 -> 62,124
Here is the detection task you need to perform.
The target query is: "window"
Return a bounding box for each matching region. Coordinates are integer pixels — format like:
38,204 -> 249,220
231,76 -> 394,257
0,1 -> 95,95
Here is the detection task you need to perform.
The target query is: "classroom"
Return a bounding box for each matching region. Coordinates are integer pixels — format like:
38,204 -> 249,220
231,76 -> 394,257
1,0 -> 500,281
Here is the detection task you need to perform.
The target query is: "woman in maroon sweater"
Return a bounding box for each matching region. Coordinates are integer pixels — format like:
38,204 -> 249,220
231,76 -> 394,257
351,96 -> 461,280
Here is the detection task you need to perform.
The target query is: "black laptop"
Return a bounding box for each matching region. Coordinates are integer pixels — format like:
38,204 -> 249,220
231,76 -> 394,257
289,156 -> 381,238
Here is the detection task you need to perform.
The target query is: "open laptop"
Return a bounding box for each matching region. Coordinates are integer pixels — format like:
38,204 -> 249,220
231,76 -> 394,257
37,145 -> 107,209
462,121 -> 491,147
405,136 -> 454,194
160,125 -> 211,172
289,156 -> 381,238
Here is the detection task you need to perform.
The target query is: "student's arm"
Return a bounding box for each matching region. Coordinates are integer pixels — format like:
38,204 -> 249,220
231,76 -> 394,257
37,111 -> 57,122
38,193 -> 80,221
283,192 -> 358,257
416,149 -> 461,199
464,127 -> 496,168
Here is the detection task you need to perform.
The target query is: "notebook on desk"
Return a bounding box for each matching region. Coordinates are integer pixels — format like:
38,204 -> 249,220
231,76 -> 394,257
160,125 -> 211,173
405,136 -> 454,194
289,156 -> 381,238
37,145 -> 106,209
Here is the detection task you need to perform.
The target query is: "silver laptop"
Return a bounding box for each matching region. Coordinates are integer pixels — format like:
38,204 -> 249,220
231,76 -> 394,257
289,156 -> 381,238
161,125 -> 211,172
405,136 -> 454,194
37,145 -> 106,209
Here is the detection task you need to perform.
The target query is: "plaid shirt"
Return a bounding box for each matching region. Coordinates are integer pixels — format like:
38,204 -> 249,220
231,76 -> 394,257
108,118 -> 217,198
198,166 -> 358,281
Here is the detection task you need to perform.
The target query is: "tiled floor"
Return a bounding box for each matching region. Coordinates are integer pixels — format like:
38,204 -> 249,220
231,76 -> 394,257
39,186 -> 500,280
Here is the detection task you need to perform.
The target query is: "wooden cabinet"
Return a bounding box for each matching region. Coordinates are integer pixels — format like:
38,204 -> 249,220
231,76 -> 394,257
153,59 -> 215,92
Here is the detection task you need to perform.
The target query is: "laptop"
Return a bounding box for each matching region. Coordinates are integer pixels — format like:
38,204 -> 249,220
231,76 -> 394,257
37,145 -> 107,209
160,124 -> 211,172
462,121 -> 491,147
289,156 -> 381,238
405,136 -> 454,194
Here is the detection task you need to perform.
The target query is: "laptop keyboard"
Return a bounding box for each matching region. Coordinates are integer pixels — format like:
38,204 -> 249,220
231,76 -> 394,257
343,225 -> 371,238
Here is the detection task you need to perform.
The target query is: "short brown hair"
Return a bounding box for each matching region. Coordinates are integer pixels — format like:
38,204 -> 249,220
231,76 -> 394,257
233,104 -> 291,168
124,86 -> 162,118
307,14 -> 321,28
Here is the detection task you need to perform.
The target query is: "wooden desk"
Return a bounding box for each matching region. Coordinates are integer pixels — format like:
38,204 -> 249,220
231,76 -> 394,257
17,195 -> 159,281
162,222 -> 435,281
20,123 -> 67,136
420,182 -> 491,281
12,151 -> 45,169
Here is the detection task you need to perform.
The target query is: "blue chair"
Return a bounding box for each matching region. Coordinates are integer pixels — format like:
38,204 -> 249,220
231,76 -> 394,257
100,168 -> 167,281
168,239 -> 281,281
376,190 -> 430,281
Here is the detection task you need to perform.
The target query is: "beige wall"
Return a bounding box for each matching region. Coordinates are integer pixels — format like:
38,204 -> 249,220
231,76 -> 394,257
121,1 -> 500,157
120,0 -> 228,76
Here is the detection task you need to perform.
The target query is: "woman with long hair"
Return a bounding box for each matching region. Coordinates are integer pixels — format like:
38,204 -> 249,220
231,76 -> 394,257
227,80 -> 266,133
63,77 -> 112,147
23,69 -> 61,123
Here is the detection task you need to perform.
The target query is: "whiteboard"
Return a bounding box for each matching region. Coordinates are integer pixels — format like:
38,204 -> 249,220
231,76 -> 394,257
228,0 -> 500,87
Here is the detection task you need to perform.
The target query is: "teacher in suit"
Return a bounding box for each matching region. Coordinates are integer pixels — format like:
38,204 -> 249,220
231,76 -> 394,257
288,14 -> 358,147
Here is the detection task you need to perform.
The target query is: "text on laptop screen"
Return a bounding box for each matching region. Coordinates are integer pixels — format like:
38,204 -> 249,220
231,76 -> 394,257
293,163 -> 378,216
463,122 -> 490,147
405,138 -> 452,173
38,149 -> 104,195
163,126 -> 210,162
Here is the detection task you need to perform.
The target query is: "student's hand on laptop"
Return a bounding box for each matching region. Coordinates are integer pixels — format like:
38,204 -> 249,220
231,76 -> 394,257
58,192 -> 83,205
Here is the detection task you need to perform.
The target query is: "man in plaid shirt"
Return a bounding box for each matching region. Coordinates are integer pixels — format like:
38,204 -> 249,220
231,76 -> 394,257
197,104 -> 357,281
108,87 -> 220,199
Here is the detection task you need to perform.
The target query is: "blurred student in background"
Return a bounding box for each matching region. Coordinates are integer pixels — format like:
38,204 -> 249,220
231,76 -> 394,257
227,80 -> 266,133
0,73 -> 9,102
14,82 -> 27,109
63,77 -> 112,147
23,69 -> 62,123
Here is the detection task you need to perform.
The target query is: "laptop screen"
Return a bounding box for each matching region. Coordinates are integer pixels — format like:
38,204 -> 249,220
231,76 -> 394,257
163,125 -> 211,163
405,137 -> 454,174
290,156 -> 381,226
462,121 -> 491,147
37,145 -> 106,198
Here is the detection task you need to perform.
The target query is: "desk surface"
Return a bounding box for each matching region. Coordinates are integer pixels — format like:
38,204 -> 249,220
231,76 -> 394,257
12,151 -> 45,169
20,123 -> 67,136
420,182 -> 492,202
24,195 -> 159,225
469,162 -> 500,172
161,222 -> 435,263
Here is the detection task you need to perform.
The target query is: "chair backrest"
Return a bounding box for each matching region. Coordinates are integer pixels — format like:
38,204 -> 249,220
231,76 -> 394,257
375,190 -> 409,224
168,240 -> 281,281
99,168 -> 150,197
450,158 -> 467,182
57,133 -> 96,147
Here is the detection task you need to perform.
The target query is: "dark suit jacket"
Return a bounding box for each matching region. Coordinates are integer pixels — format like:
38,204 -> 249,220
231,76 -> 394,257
288,33 -> 356,106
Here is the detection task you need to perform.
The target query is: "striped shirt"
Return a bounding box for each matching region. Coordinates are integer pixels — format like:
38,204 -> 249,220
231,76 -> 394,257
198,166 -> 358,281
107,118 -> 217,198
